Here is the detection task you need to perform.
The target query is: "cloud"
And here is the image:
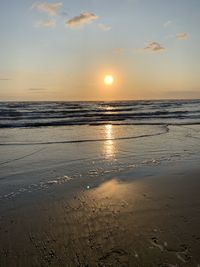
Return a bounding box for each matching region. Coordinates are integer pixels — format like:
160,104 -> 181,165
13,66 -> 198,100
164,20 -> 172,27
0,78 -> 11,81
176,32 -> 189,40
144,42 -> 165,53
98,23 -> 111,31
66,12 -> 98,28
29,88 -> 47,91
35,19 -> 56,28
32,2 -> 63,16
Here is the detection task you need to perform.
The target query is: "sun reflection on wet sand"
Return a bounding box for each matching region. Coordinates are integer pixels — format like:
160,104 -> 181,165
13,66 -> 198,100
92,179 -> 130,198
86,179 -> 142,208
104,124 -> 115,159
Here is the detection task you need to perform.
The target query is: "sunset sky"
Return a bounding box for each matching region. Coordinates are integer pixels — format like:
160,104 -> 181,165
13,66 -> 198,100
0,0 -> 200,101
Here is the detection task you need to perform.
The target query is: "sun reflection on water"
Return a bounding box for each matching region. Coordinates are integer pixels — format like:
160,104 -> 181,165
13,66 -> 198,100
104,124 -> 115,159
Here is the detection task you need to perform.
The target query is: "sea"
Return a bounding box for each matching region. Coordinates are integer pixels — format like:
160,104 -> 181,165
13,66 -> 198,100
0,99 -> 200,128
0,100 -> 200,200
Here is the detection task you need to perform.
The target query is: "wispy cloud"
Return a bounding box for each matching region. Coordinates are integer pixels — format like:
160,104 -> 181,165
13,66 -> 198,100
35,19 -> 56,28
176,32 -> 189,40
29,88 -> 48,91
66,12 -> 98,28
98,23 -> 111,31
144,42 -> 165,53
164,20 -> 172,27
0,78 -> 11,81
32,2 -> 63,16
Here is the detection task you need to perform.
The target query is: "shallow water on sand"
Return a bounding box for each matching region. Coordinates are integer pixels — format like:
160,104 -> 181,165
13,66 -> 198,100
0,124 -> 199,200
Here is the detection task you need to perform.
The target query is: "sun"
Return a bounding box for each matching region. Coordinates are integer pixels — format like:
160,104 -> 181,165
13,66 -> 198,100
104,75 -> 113,86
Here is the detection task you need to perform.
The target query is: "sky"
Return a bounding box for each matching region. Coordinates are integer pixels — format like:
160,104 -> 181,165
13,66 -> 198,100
0,0 -> 200,101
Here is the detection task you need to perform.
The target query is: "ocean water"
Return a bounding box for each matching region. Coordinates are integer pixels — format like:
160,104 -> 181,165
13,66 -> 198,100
0,100 -> 200,200
0,99 -> 200,128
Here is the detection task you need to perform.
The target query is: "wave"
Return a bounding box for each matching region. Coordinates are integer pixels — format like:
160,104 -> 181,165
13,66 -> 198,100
0,100 -> 200,128
2,108 -> 200,119
0,125 -> 169,146
0,117 -> 200,128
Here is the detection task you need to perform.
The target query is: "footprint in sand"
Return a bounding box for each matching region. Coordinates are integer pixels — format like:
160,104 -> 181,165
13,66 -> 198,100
174,243 -> 191,263
150,237 -> 192,264
150,237 -> 164,252
98,248 -> 128,266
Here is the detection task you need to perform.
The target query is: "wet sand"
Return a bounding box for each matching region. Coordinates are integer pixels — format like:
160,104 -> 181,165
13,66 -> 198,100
0,165 -> 200,267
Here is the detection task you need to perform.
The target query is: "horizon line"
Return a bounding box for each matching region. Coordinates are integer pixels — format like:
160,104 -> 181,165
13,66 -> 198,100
0,97 -> 200,103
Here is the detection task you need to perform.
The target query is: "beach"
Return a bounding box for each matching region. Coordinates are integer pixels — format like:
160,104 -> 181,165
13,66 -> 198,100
0,101 -> 200,266
1,0 -> 200,264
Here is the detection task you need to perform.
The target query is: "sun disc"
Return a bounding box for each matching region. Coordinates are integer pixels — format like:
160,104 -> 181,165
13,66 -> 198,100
104,75 -> 113,86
